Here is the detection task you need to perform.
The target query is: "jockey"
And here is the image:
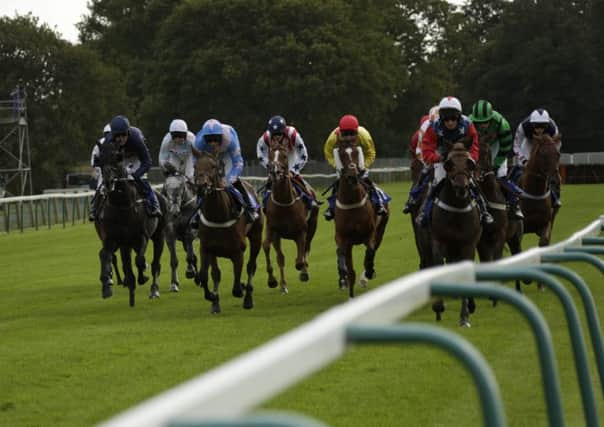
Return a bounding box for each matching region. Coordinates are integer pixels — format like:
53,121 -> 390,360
194,118 -> 259,223
158,119 -> 196,180
403,105 -> 439,213
88,123 -> 111,221
469,99 -> 524,219
108,115 -> 162,217
510,108 -> 562,207
415,96 -> 494,226
256,115 -> 316,208
322,114 -> 390,221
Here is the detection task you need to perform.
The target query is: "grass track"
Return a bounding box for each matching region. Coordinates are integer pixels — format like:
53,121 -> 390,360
1,182 -> 603,426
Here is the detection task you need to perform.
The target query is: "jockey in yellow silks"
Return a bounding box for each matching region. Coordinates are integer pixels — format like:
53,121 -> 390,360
322,114 -> 390,220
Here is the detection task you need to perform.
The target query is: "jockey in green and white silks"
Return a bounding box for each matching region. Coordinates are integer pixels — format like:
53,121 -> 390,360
468,99 -> 524,219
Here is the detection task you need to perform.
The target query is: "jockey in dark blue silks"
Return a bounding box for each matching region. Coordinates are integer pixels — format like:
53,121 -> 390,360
108,115 -> 162,217
193,118 -> 259,224
510,108 -> 562,207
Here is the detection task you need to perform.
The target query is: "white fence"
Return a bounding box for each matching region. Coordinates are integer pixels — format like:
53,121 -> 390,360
99,215 -> 604,427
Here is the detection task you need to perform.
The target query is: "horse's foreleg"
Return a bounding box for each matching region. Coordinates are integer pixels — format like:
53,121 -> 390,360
274,237 -> 287,294
360,246 -> 376,288
336,246 -> 348,291
345,245 -> 355,299
149,233 -> 164,299
245,225 -> 261,299
167,235 -> 179,292
119,247 -> 136,307
263,232 -> 278,289
459,298 -> 471,327
184,236 -> 198,280
231,251 -> 244,304
198,249 -> 214,306
99,246 -> 114,299
134,237 -> 150,286
295,230 -> 310,283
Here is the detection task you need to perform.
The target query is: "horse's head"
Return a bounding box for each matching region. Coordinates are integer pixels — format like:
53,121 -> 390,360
336,142 -> 364,185
268,145 -> 290,182
528,134 -> 561,178
444,146 -> 475,198
194,151 -> 224,197
99,142 -> 129,191
163,174 -> 186,216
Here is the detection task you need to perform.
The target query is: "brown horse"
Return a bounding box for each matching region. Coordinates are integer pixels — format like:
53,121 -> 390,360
476,140 -> 510,262
430,144 -> 481,326
519,134 -> 561,246
193,151 -> 263,314
334,142 -> 389,298
263,144 -> 319,294
97,141 -> 165,307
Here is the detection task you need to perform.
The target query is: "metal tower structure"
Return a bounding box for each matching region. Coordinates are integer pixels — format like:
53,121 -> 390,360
0,83 -> 33,197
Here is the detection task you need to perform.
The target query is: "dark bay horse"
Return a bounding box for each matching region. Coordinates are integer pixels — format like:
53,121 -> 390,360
263,144 -> 319,294
193,151 -> 263,314
98,142 -> 165,306
430,144 -> 481,326
334,142 -> 389,298
162,173 -> 198,292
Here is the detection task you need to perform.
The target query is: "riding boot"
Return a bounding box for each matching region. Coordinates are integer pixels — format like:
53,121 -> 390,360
89,191 -> 99,222
498,177 -> 524,219
415,180 -> 444,226
469,181 -> 494,225
190,196 -> 203,229
403,167 -> 430,214
232,181 -> 259,223
137,178 -> 162,217
262,179 -> 272,211
324,179 -> 338,221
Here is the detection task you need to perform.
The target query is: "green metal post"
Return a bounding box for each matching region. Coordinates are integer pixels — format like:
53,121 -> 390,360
565,246 -> 604,255
346,323 -> 506,427
476,267 -> 599,427
582,237 -> 604,245
535,263 -> 604,395
432,281 -> 563,427
542,252 -> 604,273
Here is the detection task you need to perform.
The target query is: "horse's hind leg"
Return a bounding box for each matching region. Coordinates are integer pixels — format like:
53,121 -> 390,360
345,245 -> 356,299
432,297 -> 445,321
274,237 -> 288,294
135,238 -> 150,286
243,227 -> 261,309
360,246 -> 376,288
295,231 -> 309,283
120,247 -> 136,307
111,253 -> 124,286
336,246 -> 348,291
184,237 -> 197,280
303,207 -> 319,277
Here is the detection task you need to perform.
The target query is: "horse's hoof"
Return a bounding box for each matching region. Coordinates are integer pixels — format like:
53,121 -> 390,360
522,278 -> 532,285
295,262 -> 305,271
102,285 -> 113,299
299,271 -> 309,282
138,275 -> 149,285
359,272 -> 368,288
468,299 -> 476,314
268,278 -> 278,288
107,278 -> 114,286
339,279 -> 348,290
149,292 -> 160,299
185,269 -> 196,279
232,285 -> 244,298
169,283 -> 179,293
364,269 -> 375,280
435,312 -> 441,321
211,303 -> 221,314
280,286 -> 289,295
490,297 -> 498,307
459,320 -> 471,328
243,297 -> 254,309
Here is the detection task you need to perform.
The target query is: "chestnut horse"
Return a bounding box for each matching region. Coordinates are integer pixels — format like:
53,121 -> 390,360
519,134 -> 561,246
430,144 -> 481,326
263,144 -> 319,294
333,142 -> 389,298
193,151 -> 263,314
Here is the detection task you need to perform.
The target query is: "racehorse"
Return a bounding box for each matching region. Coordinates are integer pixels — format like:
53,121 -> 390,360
430,143 -> 481,326
193,150 -> 263,314
97,141 -> 165,306
263,144 -> 319,294
476,139 -> 510,263
519,134 -> 561,246
162,173 -> 198,292
333,142 -> 389,298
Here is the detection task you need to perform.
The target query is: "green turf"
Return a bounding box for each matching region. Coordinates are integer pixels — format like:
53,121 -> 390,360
0,183 -> 603,426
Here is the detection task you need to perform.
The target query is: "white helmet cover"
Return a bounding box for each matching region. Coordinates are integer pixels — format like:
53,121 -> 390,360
529,109 -> 550,124
438,96 -> 462,112
103,123 -> 111,134
428,105 -> 440,121
169,119 -> 188,133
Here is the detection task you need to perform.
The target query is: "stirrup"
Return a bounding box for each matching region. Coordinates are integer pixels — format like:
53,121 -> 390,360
482,212 -> 495,225
324,208 -> 334,221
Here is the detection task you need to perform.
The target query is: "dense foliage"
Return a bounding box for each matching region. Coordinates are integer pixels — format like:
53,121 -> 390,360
0,0 -> 601,191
